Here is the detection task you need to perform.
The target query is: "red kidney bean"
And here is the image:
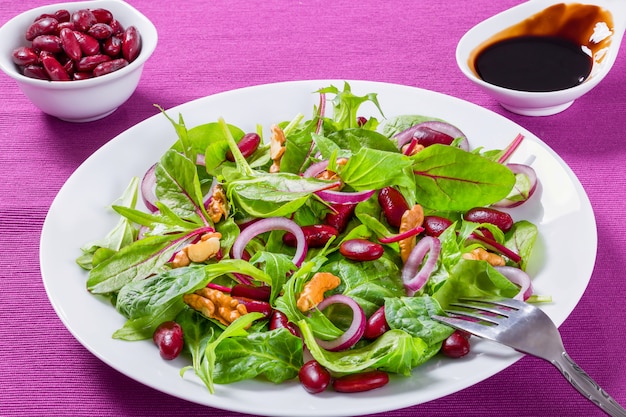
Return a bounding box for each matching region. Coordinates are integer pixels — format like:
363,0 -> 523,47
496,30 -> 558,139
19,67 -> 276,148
357,116 -> 368,127
299,360 -> 331,394
11,46 -> 39,66
91,8 -> 113,24
25,17 -> 59,41
74,31 -> 101,56
76,54 -> 111,72
57,21 -> 75,31
423,215 -> 453,237
73,71 -> 93,81
324,203 -> 356,233
283,224 -> 339,248
377,187 -> 409,228
92,58 -> 128,77
226,132 -> 261,161
232,296 -> 273,318
153,321 -> 184,360
41,54 -> 70,81
269,310 -> 298,336
441,330 -> 471,358
464,207 -> 514,233
122,26 -> 141,62
54,9 -> 71,23
231,283 -> 271,301
340,239 -> 384,261
364,305 -> 389,339
59,28 -> 82,61
23,64 -> 49,80
109,19 -> 125,35
102,36 -> 122,57
88,23 -> 113,40
332,370 -> 389,393
71,9 -> 97,32
60,56 -> 75,76
32,35 -> 62,53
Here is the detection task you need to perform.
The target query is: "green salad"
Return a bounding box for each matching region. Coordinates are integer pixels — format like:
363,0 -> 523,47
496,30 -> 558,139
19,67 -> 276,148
77,82 -> 540,395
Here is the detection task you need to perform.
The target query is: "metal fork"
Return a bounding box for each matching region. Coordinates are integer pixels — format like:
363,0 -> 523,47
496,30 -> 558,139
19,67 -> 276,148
432,298 -> 626,417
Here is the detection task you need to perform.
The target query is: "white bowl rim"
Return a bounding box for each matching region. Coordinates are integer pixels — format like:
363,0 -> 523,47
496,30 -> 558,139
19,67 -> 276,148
0,0 -> 158,90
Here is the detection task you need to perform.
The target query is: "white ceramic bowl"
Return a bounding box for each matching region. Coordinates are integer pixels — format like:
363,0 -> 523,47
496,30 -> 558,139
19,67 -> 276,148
0,0 -> 157,122
456,0 -> 625,116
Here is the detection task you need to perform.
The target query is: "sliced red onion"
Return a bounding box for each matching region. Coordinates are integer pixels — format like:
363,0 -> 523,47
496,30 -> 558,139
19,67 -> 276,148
493,163 -> 538,208
315,294 -> 366,351
140,163 -> 158,212
232,217 -> 308,267
394,121 -> 469,152
378,226 -> 424,244
402,236 -> 441,296
314,189 -> 375,204
494,266 -> 533,300
468,232 -> 522,264
302,160 -> 329,178
196,153 -> 206,166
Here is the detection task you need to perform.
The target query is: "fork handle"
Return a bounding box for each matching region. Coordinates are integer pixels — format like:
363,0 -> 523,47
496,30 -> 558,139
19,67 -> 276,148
552,352 -> 626,417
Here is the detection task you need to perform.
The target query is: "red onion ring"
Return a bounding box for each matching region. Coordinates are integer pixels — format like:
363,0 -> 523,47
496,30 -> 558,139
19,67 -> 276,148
315,189 -> 375,204
232,217 -> 308,267
140,163 -> 158,213
302,160 -> 329,178
402,236 -> 441,296
378,226 -> 424,244
315,294 -> 366,351
493,163 -> 538,208
467,233 -> 522,264
394,121 -> 470,152
494,266 -> 533,300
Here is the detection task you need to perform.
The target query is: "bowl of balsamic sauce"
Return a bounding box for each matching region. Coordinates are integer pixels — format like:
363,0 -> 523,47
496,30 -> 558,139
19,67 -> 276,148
457,0 -> 625,116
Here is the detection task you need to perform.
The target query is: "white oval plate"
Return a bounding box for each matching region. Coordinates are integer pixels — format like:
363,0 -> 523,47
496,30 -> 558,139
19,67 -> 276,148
40,80 -> 597,417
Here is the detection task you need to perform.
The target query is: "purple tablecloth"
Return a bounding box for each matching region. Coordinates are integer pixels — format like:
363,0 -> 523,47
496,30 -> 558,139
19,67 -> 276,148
1,1 -> 625,416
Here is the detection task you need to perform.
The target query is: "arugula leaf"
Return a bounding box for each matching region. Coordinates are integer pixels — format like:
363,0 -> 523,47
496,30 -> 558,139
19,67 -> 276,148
412,144 -> 515,211
318,82 -> 384,130
77,178 -> 139,270
86,233 -> 195,294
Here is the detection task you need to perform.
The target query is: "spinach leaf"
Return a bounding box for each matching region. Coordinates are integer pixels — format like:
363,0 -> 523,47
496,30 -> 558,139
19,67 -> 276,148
156,149 -> 208,223
412,144 -> 515,211
226,172 -> 334,218
384,296 -> 454,345
327,128 -> 398,154
432,259 -> 520,308
505,220 -> 538,271
382,115 -> 443,138
299,322 -> 437,376
340,148 -> 414,191
213,327 -> 302,384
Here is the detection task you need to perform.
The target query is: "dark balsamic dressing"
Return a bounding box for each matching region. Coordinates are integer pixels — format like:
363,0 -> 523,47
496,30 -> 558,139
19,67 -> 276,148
469,3 -> 614,92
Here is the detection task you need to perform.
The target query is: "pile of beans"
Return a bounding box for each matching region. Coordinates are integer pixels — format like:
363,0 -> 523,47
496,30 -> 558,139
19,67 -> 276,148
11,8 -> 141,81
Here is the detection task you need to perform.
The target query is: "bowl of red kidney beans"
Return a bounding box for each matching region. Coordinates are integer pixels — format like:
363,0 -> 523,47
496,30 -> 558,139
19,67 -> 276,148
0,0 -> 157,122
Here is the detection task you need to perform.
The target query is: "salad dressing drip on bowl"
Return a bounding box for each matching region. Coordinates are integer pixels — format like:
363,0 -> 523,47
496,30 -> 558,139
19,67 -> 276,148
456,0 -> 626,116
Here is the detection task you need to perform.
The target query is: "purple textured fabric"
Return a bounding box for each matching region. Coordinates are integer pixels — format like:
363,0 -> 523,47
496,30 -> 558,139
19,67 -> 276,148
1,1 -> 625,416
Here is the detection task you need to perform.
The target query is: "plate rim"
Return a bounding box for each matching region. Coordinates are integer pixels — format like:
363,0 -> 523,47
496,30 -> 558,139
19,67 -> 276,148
39,79 -> 597,417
